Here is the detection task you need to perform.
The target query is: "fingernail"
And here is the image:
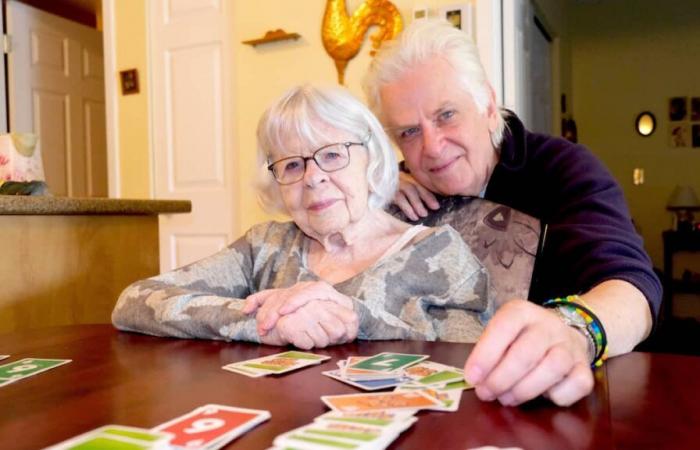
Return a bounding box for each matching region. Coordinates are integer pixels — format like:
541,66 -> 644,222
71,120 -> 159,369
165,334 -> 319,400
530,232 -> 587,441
465,365 -> 483,384
499,393 -> 515,406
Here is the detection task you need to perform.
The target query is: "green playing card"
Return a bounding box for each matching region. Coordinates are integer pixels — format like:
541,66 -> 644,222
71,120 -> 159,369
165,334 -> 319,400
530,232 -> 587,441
47,425 -> 172,450
348,353 -> 429,373
0,358 -> 71,383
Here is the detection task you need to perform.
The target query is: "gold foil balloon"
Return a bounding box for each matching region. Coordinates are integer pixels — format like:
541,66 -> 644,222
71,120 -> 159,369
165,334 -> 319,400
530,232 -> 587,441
322,0 -> 403,85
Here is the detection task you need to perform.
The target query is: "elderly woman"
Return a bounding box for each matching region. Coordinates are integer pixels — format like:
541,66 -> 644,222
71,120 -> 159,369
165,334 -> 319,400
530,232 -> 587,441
112,85 -> 492,348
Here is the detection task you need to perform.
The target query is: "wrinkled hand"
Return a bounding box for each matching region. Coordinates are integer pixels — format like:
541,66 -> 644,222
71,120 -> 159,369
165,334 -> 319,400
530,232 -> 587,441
242,281 -> 354,336
464,300 -> 594,407
272,299 -> 358,349
393,171 -> 440,221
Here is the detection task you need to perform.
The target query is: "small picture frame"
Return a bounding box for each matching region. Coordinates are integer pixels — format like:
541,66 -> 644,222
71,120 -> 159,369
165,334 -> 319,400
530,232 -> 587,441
691,97 -> 700,121
669,122 -> 689,148
119,69 -> 140,95
693,124 -> 700,148
413,7 -> 428,20
439,4 -> 473,38
669,96 -> 687,121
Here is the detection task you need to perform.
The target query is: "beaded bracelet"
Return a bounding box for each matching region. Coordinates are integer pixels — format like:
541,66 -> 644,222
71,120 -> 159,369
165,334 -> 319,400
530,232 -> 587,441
543,295 -> 609,368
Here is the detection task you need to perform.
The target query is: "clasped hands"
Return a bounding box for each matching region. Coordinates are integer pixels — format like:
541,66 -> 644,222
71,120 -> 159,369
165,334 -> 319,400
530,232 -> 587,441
242,281 -> 358,350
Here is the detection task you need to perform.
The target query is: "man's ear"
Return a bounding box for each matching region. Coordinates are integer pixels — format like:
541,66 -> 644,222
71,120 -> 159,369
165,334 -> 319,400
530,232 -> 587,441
485,84 -> 499,133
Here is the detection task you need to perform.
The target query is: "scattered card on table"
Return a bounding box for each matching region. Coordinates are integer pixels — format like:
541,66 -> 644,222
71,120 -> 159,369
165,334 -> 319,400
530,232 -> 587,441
322,369 -> 411,391
46,425 -> 172,450
403,361 -> 465,386
0,358 -> 71,385
395,385 -> 463,412
223,351 -> 330,377
154,404 -> 270,449
0,355 -> 8,361
346,352 -> 428,374
321,391 -> 441,413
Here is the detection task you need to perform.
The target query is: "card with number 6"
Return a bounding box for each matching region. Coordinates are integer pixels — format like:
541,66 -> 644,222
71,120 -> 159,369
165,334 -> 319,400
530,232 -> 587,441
153,404 -> 270,449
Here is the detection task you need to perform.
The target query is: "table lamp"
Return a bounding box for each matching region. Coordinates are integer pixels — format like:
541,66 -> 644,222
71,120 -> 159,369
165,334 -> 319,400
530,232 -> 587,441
667,185 -> 700,231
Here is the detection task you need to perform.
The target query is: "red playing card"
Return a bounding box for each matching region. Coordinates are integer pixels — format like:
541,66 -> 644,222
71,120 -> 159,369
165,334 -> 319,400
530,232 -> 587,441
154,404 -> 270,448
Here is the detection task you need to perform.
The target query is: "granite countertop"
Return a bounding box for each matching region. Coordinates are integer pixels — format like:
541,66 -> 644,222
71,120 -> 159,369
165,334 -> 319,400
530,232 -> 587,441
0,196 -> 191,215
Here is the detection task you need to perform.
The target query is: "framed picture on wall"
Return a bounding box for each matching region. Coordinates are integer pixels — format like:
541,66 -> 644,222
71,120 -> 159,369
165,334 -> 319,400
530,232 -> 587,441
669,97 -> 687,121
669,122 -> 689,147
691,97 -> 700,121
413,7 -> 428,20
438,4 -> 473,39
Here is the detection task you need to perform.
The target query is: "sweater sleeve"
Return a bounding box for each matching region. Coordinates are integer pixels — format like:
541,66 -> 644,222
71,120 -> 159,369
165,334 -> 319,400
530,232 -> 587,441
111,227 -> 261,342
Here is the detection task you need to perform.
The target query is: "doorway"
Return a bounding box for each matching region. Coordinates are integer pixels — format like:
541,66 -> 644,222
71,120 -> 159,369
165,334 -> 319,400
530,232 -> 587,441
3,0 -> 107,197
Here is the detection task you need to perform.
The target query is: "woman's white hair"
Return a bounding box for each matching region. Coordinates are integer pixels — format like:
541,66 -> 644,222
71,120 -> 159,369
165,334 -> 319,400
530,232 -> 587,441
255,84 -> 398,215
363,19 -> 508,148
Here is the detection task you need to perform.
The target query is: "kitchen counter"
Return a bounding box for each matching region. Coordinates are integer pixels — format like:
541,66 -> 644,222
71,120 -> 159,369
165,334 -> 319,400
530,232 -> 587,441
0,196 -> 191,215
0,196 -> 191,333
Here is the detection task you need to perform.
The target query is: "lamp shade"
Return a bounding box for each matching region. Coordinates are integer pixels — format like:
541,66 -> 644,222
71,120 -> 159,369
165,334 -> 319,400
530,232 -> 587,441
667,185 -> 700,210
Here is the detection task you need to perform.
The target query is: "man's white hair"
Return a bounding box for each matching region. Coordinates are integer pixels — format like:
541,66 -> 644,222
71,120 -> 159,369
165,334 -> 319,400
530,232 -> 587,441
363,19 -> 508,148
255,84 -> 398,215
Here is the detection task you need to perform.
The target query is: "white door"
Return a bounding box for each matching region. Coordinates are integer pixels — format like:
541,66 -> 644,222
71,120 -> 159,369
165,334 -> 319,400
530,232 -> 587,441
6,0 -> 107,197
148,0 -> 237,271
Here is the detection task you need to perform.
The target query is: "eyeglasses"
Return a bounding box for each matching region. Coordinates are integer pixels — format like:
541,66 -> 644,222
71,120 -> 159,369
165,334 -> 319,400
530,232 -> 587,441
267,141 -> 365,185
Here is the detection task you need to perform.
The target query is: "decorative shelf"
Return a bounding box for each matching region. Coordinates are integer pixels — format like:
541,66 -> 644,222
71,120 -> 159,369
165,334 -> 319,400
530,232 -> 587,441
242,29 -> 301,47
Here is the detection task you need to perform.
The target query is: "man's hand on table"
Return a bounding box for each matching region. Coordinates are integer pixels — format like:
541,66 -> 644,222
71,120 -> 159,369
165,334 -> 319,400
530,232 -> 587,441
464,300 -> 594,407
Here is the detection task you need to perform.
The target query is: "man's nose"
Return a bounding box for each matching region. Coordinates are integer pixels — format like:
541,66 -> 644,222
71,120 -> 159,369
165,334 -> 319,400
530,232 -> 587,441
421,124 -> 444,158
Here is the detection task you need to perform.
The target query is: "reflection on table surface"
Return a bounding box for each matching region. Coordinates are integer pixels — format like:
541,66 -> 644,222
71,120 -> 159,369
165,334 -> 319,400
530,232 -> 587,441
0,325 -> 699,449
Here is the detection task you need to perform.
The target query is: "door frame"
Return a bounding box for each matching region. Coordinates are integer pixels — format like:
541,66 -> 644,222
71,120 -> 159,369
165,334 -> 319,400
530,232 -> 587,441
101,0 -> 120,198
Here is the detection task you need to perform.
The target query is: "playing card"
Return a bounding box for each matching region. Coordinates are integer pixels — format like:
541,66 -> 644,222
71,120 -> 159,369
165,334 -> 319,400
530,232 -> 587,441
340,359 -> 402,382
403,361 -> 465,386
394,385 -> 463,412
274,419 -> 397,450
321,390 -> 441,413
0,355 -> 8,361
153,404 -> 270,449
322,369 -> 411,391
223,351 -> 330,377
46,425 -> 173,450
221,363 -> 270,378
316,411 -> 417,436
346,353 -> 428,374
315,410 -> 417,428
0,358 -> 71,384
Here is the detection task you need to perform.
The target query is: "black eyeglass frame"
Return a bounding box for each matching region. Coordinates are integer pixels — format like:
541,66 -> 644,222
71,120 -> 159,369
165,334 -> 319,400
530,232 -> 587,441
267,141 -> 366,185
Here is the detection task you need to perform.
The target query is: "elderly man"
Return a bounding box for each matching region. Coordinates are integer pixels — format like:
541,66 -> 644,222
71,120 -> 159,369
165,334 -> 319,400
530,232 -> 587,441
363,19 -> 660,407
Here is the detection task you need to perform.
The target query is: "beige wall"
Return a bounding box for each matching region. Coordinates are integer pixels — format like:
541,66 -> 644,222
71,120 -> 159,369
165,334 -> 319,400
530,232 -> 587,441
231,0 -> 475,233
569,0 -> 700,267
110,0 -> 474,231
114,0 -> 150,199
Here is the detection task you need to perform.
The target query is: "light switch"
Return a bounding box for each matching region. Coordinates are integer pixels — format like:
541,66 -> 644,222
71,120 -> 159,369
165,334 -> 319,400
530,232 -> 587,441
633,168 -> 645,185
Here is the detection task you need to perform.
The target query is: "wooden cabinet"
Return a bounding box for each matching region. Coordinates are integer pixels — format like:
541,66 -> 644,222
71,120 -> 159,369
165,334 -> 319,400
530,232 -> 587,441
662,230 -> 700,320
0,197 -> 190,333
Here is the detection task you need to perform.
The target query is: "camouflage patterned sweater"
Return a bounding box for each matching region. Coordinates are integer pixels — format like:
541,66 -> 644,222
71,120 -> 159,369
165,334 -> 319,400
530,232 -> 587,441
112,221 -> 492,344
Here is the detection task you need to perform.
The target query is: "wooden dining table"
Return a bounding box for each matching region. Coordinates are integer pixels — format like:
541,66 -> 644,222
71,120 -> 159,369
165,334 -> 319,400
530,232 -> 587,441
0,324 -> 698,449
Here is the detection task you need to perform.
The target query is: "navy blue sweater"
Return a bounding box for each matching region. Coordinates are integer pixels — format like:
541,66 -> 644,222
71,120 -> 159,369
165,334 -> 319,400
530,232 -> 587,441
486,114 -> 661,320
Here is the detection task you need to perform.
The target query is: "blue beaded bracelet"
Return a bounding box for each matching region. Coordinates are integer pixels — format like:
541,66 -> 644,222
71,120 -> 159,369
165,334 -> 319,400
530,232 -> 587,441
543,295 -> 609,367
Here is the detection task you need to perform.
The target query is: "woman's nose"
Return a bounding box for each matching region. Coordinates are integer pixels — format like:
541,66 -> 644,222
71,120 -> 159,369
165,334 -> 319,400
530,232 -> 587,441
303,159 -> 327,187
